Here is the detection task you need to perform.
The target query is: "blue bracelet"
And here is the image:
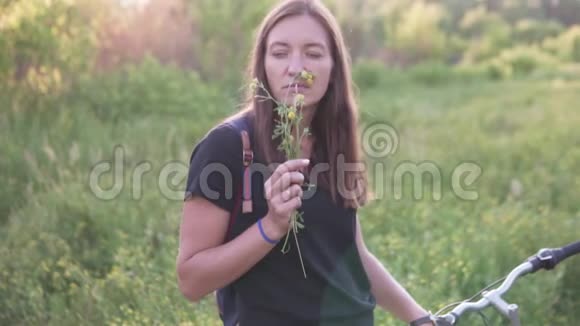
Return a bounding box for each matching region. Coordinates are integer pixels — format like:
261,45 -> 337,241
257,218 -> 279,245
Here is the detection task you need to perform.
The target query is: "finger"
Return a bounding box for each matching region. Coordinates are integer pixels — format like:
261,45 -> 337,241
268,159 -> 310,188
272,172 -> 304,197
277,196 -> 302,214
264,178 -> 273,200
278,184 -> 303,203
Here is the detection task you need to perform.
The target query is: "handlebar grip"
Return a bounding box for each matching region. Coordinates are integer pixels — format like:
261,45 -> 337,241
557,241 -> 580,263
528,240 -> 580,273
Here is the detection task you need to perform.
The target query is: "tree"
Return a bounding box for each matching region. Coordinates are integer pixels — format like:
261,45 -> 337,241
0,0 -> 99,93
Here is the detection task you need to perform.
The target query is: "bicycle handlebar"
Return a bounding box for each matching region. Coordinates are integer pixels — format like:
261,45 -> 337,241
433,240 -> 580,326
528,240 -> 580,272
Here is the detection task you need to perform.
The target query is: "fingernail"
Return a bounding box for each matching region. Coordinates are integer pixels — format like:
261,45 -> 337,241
303,159 -> 310,164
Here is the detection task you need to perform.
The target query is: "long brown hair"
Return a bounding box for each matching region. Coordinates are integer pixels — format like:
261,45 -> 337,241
235,0 -> 368,209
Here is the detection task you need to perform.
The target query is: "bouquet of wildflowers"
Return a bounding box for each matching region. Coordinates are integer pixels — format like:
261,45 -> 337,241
250,70 -> 315,278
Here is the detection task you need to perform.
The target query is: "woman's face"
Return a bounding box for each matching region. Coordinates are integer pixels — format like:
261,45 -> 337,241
264,14 -> 334,109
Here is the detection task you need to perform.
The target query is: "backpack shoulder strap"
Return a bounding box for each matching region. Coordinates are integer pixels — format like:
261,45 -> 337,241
240,129 -> 253,213
216,116 -> 252,326
225,115 -> 254,216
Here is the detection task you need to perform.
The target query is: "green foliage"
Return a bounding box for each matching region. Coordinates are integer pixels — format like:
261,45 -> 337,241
513,19 -> 564,44
543,25 -> 580,63
0,0 -> 96,91
387,1 -> 451,62
459,6 -> 513,64
3,68 -> 580,325
459,5 -> 506,38
69,56 -> 230,123
0,63 -> 237,325
352,59 -> 391,89
407,61 -> 457,85
2,1 -> 580,325
357,78 -> 580,325
189,0 -> 275,86
478,46 -> 561,79
352,60 -> 486,88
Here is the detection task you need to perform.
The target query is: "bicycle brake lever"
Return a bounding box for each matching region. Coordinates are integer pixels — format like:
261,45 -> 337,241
527,248 -> 557,272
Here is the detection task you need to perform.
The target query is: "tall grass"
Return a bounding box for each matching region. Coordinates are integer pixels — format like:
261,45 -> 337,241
1,61 -> 578,325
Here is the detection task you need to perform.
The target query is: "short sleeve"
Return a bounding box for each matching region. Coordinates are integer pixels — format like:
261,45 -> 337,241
183,123 -> 243,213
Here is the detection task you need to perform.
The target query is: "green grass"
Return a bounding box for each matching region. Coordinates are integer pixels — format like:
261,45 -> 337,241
1,74 -> 579,325
358,78 -> 580,325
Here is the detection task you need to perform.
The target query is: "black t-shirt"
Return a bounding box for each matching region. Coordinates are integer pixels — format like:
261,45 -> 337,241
184,114 -> 376,326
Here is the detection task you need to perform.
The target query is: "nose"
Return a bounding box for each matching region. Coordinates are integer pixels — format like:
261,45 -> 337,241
287,54 -> 304,77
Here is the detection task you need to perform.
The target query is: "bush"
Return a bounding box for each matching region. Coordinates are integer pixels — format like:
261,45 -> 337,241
452,63 -> 491,81
459,6 -> 512,64
352,60 -> 390,89
459,5 -> 506,38
405,61 -> 486,85
485,60 -> 514,80
69,56 -> 228,123
542,25 -> 580,63
0,0 -> 95,91
477,46 -> 561,79
408,61 -> 455,85
388,1 -> 450,62
513,19 -> 564,44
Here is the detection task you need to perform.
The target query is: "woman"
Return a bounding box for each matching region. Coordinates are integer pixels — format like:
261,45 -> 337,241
177,0 -> 434,325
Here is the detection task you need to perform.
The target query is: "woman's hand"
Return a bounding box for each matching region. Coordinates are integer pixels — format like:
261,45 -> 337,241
262,159 -> 309,239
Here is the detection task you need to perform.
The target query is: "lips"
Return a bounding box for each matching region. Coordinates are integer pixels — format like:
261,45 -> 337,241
284,83 -> 310,90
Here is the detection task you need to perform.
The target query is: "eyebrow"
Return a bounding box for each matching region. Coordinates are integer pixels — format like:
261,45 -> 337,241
268,41 -> 326,51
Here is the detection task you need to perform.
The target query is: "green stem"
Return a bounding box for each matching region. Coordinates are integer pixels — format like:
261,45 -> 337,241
254,77 -> 309,278
294,225 -> 307,278
281,227 -> 292,254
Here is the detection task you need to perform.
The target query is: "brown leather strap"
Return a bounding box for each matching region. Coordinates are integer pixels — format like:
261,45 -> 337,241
241,130 -> 252,166
240,130 -> 253,213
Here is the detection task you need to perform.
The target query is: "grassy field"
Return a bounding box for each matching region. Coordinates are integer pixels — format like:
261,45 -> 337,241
1,71 -> 579,325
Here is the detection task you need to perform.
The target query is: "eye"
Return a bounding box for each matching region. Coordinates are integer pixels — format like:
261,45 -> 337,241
271,51 -> 288,58
306,52 -> 323,59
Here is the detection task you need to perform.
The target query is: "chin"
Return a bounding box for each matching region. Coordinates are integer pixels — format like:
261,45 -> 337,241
302,101 -> 315,109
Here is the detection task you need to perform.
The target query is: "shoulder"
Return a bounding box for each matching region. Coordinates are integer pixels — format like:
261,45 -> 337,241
186,119 -> 246,173
194,117 -> 244,151
199,112 -> 252,147
200,122 -> 239,147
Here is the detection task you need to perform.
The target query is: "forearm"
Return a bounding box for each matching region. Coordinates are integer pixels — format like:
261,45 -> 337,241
361,252 -> 430,324
177,216 -> 283,302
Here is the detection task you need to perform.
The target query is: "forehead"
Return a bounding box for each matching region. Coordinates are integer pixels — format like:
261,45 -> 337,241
266,14 -> 330,48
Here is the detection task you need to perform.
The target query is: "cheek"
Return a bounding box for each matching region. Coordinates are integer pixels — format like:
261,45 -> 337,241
264,59 -> 284,83
265,60 -> 296,104
264,61 -> 281,96
264,57 -> 282,79
264,60 -> 275,84
312,63 -> 333,96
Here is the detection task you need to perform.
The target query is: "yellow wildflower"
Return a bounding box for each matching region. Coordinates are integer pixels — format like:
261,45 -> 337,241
300,70 -> 313,80
299,70 -> 315,86
294,93 -> 305,106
